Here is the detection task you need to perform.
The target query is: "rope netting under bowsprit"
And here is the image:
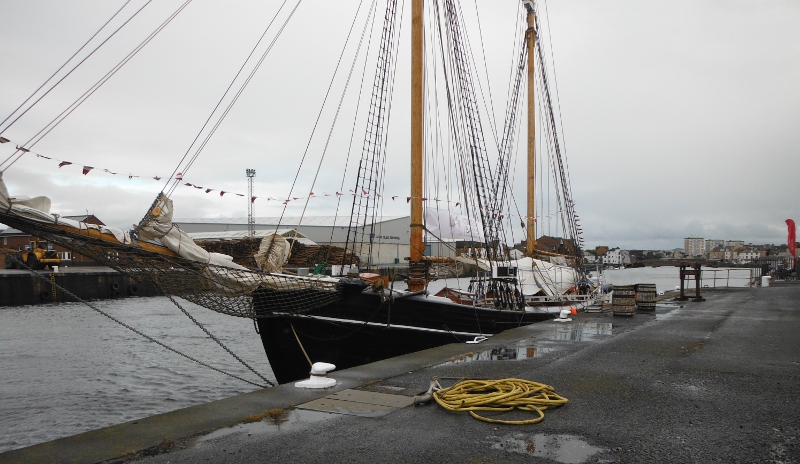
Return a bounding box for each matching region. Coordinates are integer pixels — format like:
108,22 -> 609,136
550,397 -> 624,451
0,214 -> 347,319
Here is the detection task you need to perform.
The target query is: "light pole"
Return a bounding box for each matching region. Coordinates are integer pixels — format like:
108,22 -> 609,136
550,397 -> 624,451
246,169 -> 256,236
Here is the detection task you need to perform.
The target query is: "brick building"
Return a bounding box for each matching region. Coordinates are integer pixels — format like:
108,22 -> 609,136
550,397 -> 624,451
0,215 -> 105,265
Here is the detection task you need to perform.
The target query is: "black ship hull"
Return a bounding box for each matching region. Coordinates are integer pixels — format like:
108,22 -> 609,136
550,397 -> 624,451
255,289 -> 554,384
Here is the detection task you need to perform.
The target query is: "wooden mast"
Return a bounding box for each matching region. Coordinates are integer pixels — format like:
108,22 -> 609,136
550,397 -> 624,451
408,0 -> 425,291
525,1 -> 537,257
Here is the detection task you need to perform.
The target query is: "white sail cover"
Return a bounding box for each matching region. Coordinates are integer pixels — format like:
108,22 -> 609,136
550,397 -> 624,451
0,173 -> 340,297
425,207 -> 484,241
0,173 -> 243,271
136,195 -> 247,269
0,172 -> 132,245
254,233 -> 291,273
478,256 -> 578,297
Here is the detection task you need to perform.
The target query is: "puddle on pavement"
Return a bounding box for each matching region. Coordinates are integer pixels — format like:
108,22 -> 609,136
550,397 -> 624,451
195,408 -> 337,444
655,306 -> 683,321
488,433 -> 605,463
548,321 -> 612,341
436,321 -> 612,365
436,342 -> 558,365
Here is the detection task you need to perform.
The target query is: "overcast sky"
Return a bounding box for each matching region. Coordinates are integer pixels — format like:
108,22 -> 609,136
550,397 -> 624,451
1,0 -> 798,251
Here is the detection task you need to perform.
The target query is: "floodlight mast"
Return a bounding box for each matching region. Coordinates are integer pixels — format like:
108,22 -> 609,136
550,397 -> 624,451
246,169 -> 256,236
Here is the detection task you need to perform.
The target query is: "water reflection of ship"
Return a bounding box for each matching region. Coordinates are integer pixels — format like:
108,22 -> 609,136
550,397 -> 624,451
552,322 -> 612,342
492,345 -> 533,361
438,321 -> 613,366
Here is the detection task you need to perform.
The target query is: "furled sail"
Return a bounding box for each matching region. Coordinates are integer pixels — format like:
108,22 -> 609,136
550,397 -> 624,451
474,256 -> 578,298
425,207 -> 485,242
0,173 -> 345,318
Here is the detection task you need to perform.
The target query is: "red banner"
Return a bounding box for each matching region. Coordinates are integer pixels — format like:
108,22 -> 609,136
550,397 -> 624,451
787,219 -> 796,257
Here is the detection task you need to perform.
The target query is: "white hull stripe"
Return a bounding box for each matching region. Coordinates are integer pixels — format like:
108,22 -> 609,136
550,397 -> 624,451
270,313 -> 490,338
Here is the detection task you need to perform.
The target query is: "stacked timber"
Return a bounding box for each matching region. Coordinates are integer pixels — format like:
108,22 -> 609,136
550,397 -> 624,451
285,243 -> 359,268
196,237 -> 261,268
196,239 -> 359,270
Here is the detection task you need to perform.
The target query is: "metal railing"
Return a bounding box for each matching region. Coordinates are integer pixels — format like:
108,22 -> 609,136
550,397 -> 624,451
747,257 -> 797,283
702,258 -> 797,288
701,268 -> 753,288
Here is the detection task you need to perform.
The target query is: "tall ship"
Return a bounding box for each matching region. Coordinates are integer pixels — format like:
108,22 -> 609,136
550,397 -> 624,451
0,0 -> 595,384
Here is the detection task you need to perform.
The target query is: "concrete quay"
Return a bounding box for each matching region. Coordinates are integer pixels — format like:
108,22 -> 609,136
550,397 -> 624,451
2,284 -> 798,463
0,266 -> 160,306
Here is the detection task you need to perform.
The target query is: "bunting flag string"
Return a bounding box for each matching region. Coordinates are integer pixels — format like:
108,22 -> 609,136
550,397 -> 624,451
0,135 -> 550,222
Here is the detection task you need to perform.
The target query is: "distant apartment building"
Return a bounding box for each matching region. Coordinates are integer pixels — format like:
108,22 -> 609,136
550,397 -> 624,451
708,246 -> 726,260
724,248 -> 734,260
604,247 -> 622,265
684,237 -> 705,257
737,249 -> 761,263
705,239 -> 724,253
725,240 -> 744,248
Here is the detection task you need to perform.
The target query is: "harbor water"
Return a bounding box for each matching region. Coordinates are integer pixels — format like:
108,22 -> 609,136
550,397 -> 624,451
601,266 -> 752,293
0,297 -> 271,453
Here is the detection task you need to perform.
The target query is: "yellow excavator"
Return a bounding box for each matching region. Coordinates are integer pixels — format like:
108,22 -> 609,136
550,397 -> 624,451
7,240 -> 62,270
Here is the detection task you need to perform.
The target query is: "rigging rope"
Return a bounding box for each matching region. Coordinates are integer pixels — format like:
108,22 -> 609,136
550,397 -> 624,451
265,0 -> 384,265
324,0 -> 379,257
164,0 -> 298,197
465,0 -> 499,148
539,0 -> 575,212
297,0 -> 374,261
531,6 -> 581,255
439,0 -> 505,259
343,0 -> 401,264
490,28 -> 527,233
1,0 -> 193,174
0,0 -> 140,134
0,248 -> 274,388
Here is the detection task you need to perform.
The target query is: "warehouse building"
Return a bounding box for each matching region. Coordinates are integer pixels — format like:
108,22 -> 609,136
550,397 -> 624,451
174,216 -> 414,265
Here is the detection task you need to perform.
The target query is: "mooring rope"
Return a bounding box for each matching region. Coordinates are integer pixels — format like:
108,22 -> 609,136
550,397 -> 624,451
432,377 -> 568,425
289,322 -> 313,367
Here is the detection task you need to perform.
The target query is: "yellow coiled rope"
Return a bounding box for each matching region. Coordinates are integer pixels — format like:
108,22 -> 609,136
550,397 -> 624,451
432,378 -> 568,425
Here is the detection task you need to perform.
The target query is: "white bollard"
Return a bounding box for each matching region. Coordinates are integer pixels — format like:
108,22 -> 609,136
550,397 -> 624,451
295,362 -> 337,389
